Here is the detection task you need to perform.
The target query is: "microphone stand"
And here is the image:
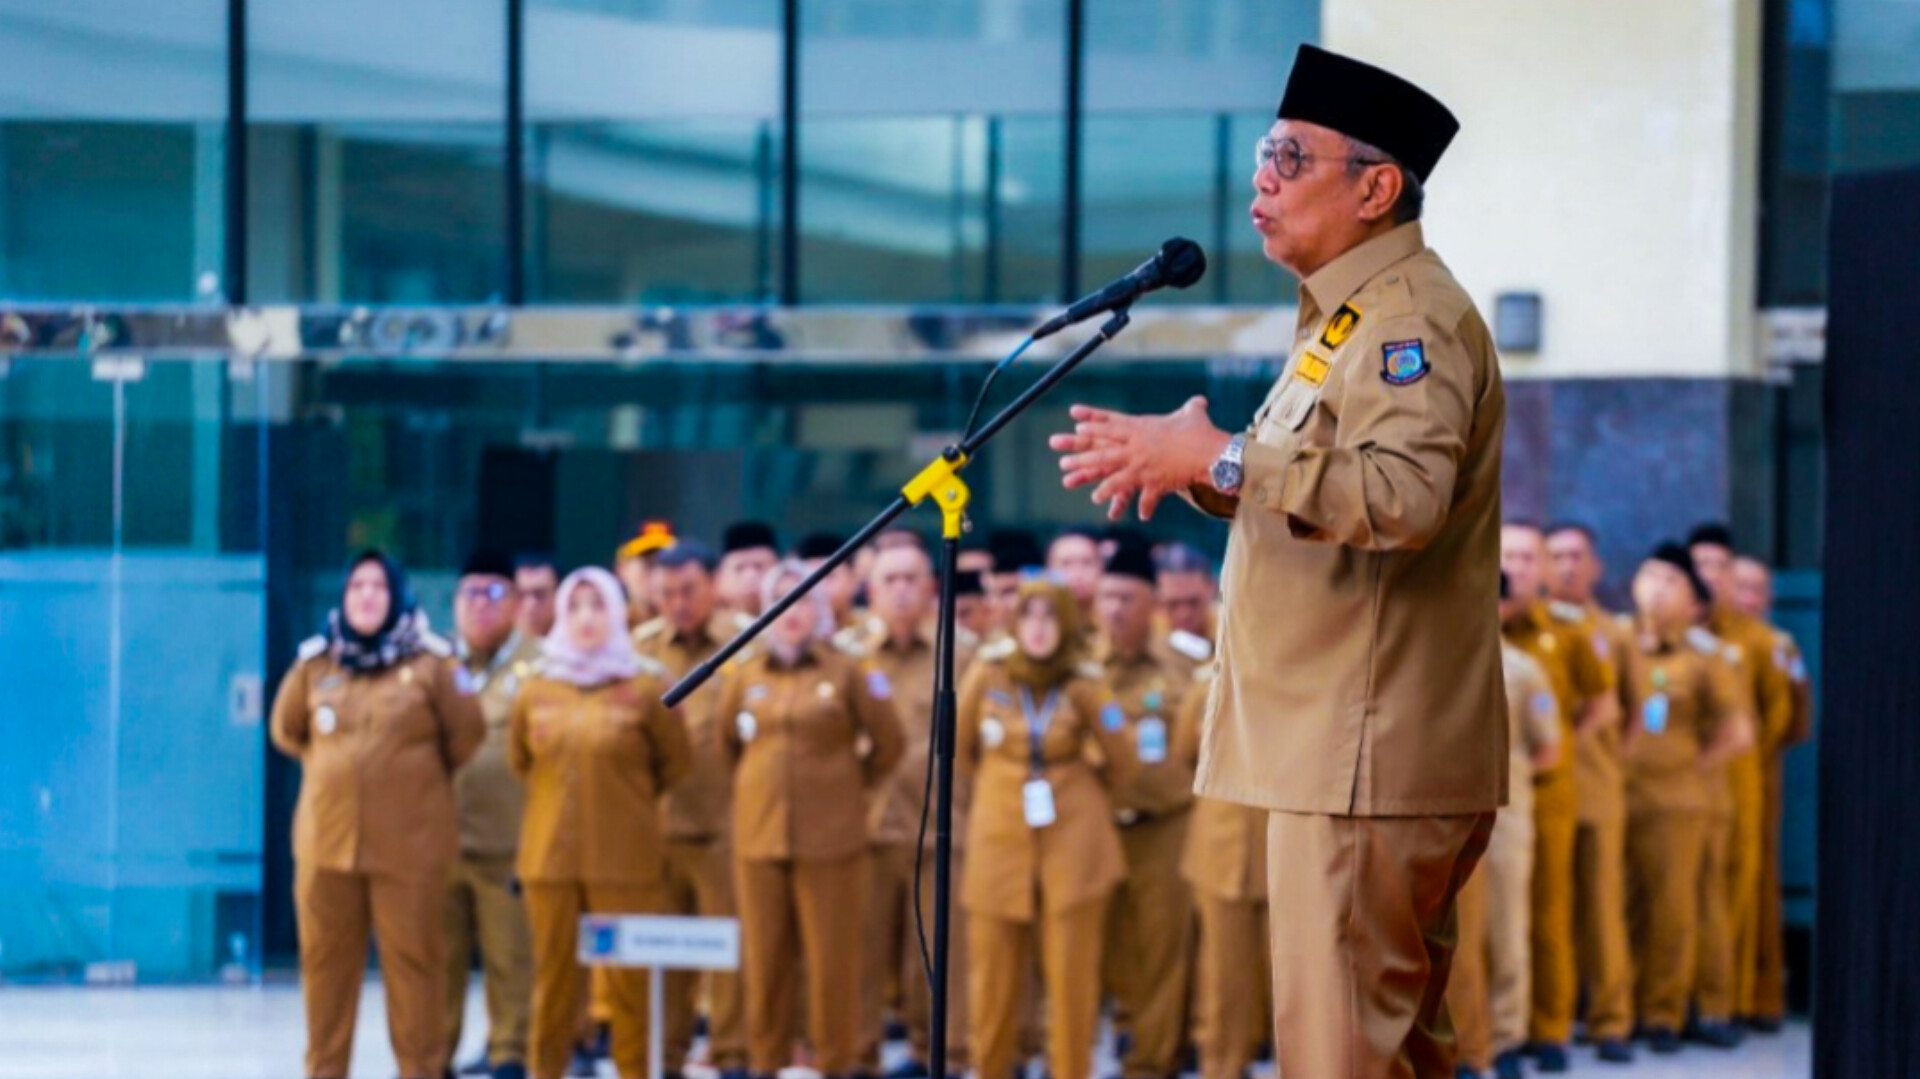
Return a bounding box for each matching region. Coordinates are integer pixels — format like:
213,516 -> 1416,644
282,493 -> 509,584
663,305 -> 1134,1079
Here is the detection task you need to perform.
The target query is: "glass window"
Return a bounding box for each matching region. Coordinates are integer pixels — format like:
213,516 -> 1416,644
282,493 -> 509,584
248,0 -> 508,303
1080,0 -> 1313,305
0,1 -> 228,302
799,0 -> 1066,304
525,0 -> 784,304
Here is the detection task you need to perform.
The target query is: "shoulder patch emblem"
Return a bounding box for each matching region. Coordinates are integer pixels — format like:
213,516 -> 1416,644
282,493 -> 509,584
866,668 -> 893,701
1318,302 -> 1362,350
1101,702 -> 1126,732
1381,339 -> 1429,386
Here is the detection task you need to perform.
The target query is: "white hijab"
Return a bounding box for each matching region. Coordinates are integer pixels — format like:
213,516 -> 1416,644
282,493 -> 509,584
541,567 -> 645,687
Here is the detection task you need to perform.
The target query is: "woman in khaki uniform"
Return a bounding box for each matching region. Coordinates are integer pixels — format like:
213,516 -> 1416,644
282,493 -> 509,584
270,550 -> 485,1079
715,561 -> 906,1079
508,567 -> 692,1079
959,578 -> 1134,1079
1619,544 -> 1750,1053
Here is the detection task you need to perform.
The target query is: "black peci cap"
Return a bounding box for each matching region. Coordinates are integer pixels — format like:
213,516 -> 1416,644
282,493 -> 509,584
794,532 -> 847,561
460,548 -> 516,580
1104,543 -> 1158,586
1649,541 -> 1712,604
953,569 -> 985,597
722,521 -> 779,556
988,529 -> 1046,574
1278,45 -> 1459,182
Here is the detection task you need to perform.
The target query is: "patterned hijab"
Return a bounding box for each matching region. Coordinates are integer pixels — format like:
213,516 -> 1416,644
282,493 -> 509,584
1007,577 -> 1083,692
325,549 -> 430,673
541,567 -> 646,687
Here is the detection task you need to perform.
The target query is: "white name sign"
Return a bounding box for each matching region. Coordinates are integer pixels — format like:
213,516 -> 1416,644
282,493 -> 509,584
578,915 -> 740,971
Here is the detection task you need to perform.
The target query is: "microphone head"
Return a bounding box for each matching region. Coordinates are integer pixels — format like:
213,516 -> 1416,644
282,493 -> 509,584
1157,237 -> 1208,290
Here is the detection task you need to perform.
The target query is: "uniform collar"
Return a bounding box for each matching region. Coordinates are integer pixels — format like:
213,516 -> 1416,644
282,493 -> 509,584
874,618 -> 937,654
1502,599 -> 1548,636
1094,634 -> 1154,669
460,629 -> 522,673
1301,222 -> 1427,316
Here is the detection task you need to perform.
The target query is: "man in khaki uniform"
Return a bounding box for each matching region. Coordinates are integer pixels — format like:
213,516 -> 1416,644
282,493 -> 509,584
1053,45 -> 1505,1077
1448,573 -> 1563,1079
634,542 -> 751,1079
857,544 -> 977,1079
1500,521 -> 1615,1071
1542,523 -> 1638,1061
1729,555 -> 1812,1031
1150,542 -> 1217,673
1093,545 -> 1197,1079
1687,525 -> 1794,1046
444,551 -> 542,1079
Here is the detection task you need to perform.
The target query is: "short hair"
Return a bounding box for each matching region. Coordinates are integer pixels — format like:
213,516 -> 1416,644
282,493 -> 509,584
1545,521 -> 1597,546
1345,135 -> 1424,224
1051,526 -> 1101,550
1154,542 -> 1215,578
1687,522 -> 1736,551
1502,517 -> 1545,535
513,552 -> 557,575
874,529 -> 928,553
655,541 -> 718,574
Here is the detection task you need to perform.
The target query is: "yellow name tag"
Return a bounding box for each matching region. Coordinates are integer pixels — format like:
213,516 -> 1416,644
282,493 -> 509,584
1293,352 -> 1331,387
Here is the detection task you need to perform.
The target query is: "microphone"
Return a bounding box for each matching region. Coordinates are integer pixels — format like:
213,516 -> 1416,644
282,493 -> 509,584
1031,238 -> 1207,341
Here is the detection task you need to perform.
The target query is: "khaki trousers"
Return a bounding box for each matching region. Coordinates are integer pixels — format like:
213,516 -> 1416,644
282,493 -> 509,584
296,861 -> 449,1079
1728,785 -> 1764,1018
1573,816 -> 1634,1041
1191,892 -> 1268,1079
737,853 -> 869,1076
443,852 -> 534,1070
1447,863 -> 1493,1071
969,896 -> 1109,1079
524,880 -> 665,1079
1445,801 -> 1534,1071
1626,811 -> 1705,1031
1267,810 -> 1494,1079
1528,791 -> 1579,1046
860,844 -> 970,1071
1104,813 -> 1195,1079
1694,813 -> 1737,1023
1752,759 -> 1789,1020
662,838 -> 748,1070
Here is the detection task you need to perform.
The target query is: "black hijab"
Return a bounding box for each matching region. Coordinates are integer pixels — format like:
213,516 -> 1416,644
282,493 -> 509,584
325,549 -> 429,672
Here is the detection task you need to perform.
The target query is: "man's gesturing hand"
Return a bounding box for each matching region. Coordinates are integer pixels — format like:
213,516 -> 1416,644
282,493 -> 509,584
1048,396 -> 1233,521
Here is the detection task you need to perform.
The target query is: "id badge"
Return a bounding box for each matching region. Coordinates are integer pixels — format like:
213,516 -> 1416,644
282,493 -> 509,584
1022,778 -> 1057,829
1136,717 -> 1168,765
1643,693 -> 1669,736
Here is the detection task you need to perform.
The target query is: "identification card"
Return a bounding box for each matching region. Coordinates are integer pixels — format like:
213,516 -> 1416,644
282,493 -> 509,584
1022,778 -> 1057,829
1136,717 -> 1168,764
1643,694 -> 1669,736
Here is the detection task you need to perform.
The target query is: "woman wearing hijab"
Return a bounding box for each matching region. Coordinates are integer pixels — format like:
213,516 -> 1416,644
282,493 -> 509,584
269,550 -> 486,1079
714,560 -> 905,1079
508,567 -> 693,1079
959,577 -> 1134,1079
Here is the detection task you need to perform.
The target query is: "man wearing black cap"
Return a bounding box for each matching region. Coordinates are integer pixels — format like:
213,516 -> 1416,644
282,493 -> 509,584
985,529 -> 1046,637
953,570 -> 993,643
718,521 -> 781,618
445,550 -> 542,1079
1093,544 -> 1198,1079
1052,44 -> 1505,1077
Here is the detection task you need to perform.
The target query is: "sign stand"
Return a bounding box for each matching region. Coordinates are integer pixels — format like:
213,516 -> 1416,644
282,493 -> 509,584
578,914 -> 742,1079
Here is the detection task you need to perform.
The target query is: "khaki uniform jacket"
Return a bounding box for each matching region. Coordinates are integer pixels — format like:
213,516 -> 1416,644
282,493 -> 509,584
508,668 -> 692,886
957,651 -> 1134,921
635,612 -> 751,842
269,637 -> 485,875
1502,601 -> 1611,819
1553,601 -> 1628,824
860,621 -> 979,848
1500,643 -> 1562,820
1771,627 -> 1814,748
716,642 -> 906,863
454,632 -> 544,857
1096,643 -> 1197,819
1619,628 -> 1745,815
1175,673 -> 1266,902
1709,608 -> 1796,756
1191,222 -> 1509,817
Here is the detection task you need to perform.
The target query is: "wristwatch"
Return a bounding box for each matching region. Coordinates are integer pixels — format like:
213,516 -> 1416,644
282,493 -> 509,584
1210,433 -> 1247,495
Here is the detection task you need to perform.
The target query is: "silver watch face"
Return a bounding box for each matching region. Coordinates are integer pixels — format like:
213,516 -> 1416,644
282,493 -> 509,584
1212,457 -> 1242,492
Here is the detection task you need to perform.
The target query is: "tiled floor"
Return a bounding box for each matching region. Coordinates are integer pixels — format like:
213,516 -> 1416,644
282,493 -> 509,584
0,981 -> 1809,1079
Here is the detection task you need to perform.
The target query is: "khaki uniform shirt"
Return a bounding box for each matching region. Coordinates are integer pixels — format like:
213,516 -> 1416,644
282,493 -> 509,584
716,642 -> 906,863
454,632 -> 544,857
1551,600 -> 1629,824
508,669 -> 692,886
1770,626 -> 1814,748
1501,642 -> 1563,822
1176,672 -> 1266,902
1710,607 -> 1796,755
1192,222 -> 1509,817
861,621 -> 979,848
1620,628 -> 1745,816
957,649 -> 1134,921
269,637 -> 485,876
1097,642 -> 1197,820
635,612 -> 751,842
1502,601 -> 1611,820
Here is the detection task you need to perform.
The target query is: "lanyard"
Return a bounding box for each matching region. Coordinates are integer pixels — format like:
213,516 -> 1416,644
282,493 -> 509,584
1019,687 -> 1060,776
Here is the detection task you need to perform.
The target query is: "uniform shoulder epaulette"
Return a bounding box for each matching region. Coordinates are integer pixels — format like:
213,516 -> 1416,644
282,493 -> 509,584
1548,600 -> 1586,624
979,638 -> 1016,663
1166,629 -> 1213,662
1075,660 -> 1104,680
634,653 -> 671,680
1685,626 -> 1722,656
633,617 -> 669,643
420,632 -> 455,658
729,612 -> 755,632
831,626 -> 869,658
954,625 -> 981,652
296,635 -> 329,664
1613,612 -> 1634,629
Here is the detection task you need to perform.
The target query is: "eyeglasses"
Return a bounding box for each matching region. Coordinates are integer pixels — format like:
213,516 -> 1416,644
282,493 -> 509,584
1255,134 -> 1389,181
457,582 -> 512,605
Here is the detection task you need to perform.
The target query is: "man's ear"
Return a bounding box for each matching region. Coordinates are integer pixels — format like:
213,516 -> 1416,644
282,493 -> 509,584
1357,164 -> 1404,224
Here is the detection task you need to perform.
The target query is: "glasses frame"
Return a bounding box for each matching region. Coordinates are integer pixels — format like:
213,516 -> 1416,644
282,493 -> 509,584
1256,134 -> 1390,181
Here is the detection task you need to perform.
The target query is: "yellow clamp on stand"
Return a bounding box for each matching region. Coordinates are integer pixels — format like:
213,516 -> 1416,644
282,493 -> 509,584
902,450 -> 972,540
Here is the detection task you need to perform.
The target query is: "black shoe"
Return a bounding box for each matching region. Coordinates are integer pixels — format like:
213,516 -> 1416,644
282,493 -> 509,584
1596,1039 -> 1634,1064
1492,1051 -> 1524,1079
590,1024 -> 611,1061
567,1045 -> 597,1078
491,1065 -> 527,1079
1533,1043 -> 1569,1072
1455,1067 -> 1480,1079
694,1015 -> 710,1039
458,1057 -> 491,1078
1644,1028 -> 1682,1054
884,1062 -> 930,1079
1692,1021 -> 1744,1049
885,1019 -> 909,1042
720,1070 -> 751,1079
1745,1015 -> 1784,1034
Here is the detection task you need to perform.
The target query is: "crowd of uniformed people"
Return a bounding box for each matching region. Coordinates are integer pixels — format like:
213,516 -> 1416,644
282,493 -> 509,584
269,511 -> 1810,1079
